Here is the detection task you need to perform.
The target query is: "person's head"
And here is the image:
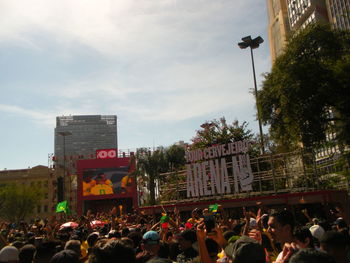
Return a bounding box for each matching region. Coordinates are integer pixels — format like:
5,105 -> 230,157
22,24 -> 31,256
34,240 -> 61,263
225,236 -> 265,263
127,231 -> 142,249
0,246 -> 19,263
176,230 -> 197,251
90,239 -> 135,263
87,232 -> 99,248
293,226 -> 314,249
192,208 -> 200,219
333,218 -> 348,230
267,210 -> 295,245
18,244 -> 36,263
141,231 -> 160,256
320,231 -> 349,263
50,250 -> 79,263
64,240 -> 81,258
289,248 -> 336,263
309,224 -> 326,243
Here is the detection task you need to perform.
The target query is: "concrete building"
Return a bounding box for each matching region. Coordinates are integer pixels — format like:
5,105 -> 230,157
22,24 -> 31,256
326,0 -> 350,30
267,0 -> 350,63
0,166 -> 56,220
54,115 -> 118,211
54,115 -> 118,165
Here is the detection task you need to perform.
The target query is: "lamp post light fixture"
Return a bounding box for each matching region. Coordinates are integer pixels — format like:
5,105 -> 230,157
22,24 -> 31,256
58,131 -> 72,202
238,35 -> 265,154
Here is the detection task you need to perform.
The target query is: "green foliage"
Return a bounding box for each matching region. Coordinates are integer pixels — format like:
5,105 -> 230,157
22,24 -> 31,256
166,144 -> 186,171
258,24 -> 350,150
136,147 -> 171,205
0,183 -> 43,223
191,117 -> 255,149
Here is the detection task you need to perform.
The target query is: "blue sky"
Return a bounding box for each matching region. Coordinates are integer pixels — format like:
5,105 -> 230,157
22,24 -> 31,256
0,0 -> 271,170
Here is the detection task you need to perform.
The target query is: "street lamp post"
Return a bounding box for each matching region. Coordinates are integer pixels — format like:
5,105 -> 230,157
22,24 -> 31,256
238,35 -> 265,154
58,131 -> 72,202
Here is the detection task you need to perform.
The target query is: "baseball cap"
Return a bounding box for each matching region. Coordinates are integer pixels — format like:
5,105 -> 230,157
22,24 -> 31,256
224,236 -> 265,263
0,246 -> 19,262
142,231 -> 160,245
309,225 -> 325,240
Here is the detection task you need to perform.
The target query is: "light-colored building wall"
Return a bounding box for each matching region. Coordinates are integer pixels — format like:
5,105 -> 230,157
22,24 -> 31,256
267,0 -> 291,63
0,165 -> 56,220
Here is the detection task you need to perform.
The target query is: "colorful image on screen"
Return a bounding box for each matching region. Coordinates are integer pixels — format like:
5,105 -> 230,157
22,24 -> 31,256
82,167 -> 133,196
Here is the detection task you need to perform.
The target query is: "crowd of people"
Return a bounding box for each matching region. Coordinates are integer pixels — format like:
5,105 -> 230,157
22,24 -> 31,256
0,204 -> 349,263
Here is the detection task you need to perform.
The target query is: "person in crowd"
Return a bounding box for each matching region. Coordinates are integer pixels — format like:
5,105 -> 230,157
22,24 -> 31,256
136,231 -> 161,263
18,244 -> 36,263
320,231 -> 349,263
293,226 -> 314,249
289,248 -> 336,263
0,245 -> 19,263
50,250 -> 79,263
176,230 -> 198,263
89,239 -> 136,263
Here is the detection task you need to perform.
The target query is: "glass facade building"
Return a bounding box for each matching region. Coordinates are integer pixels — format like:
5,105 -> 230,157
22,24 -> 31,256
54,115 -> 118,169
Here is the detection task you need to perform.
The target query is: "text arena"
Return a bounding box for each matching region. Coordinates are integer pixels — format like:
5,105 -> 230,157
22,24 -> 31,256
185,141 -> 254,198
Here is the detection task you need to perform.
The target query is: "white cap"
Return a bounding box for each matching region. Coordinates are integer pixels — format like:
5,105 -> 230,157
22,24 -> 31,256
0,246 -> 19,262
309,225 -> 325,240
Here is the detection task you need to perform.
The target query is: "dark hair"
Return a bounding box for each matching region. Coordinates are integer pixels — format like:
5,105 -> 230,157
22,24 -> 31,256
127,231 -> 143,249
50,250 -> 79,263
19,244 -> 36,263
89,239 -> 136,263
293,226 -> 314,248
289,248 -> 336,263
158,241 -> 170,259
320,231 -> 348,250
271,210 -> 295,231
87,233 -> 99,248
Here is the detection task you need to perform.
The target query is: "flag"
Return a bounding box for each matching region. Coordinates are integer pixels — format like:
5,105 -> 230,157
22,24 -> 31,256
209,204 -> 219,213
56,201 -> 70,214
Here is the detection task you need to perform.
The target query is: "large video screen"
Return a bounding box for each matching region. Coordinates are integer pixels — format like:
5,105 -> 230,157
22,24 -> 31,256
82,166 -> 133,197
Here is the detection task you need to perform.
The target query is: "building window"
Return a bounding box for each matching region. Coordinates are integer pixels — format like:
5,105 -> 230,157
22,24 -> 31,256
37,205 -> 41,213
45,193 -> 49,199
44,205 -> 48,213
44,180 -> 48,187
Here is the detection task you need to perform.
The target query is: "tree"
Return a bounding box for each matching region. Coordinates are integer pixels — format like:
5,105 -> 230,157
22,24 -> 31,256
135,147 -> 169,205
258,24 -> 350,150
166,144 -> 186,172
0,183 -> 43,223
190,117 -> 257,153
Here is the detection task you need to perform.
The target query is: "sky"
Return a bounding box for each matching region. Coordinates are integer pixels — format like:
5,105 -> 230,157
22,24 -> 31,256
0,0 -> 272,170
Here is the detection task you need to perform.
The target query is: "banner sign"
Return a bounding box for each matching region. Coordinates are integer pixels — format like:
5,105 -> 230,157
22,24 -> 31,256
96,149 -> 117,159
185,141 -> 253,198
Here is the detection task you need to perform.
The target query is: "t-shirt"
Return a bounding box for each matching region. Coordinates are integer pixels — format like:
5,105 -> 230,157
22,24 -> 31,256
176,247 -> 198,263
90,184 -> 114,195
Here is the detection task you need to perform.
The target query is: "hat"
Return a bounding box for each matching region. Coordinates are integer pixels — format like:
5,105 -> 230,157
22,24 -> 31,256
224,236 -> 265,263
178,230 -> 197,244
309,225 -> 325,240
142,231 -> 160,245
0,246 -> 19,262
333,217 -> 347,228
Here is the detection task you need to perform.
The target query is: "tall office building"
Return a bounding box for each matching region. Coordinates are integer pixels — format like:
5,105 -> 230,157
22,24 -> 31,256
326,0 -> 350,30
54,115 -> 117,208
267,0 -> 350,63
54,115 -> 118,170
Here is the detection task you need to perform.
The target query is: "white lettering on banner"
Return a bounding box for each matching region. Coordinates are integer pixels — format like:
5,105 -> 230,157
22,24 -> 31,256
232,154 -> 254,191
185,140 -> 253,198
